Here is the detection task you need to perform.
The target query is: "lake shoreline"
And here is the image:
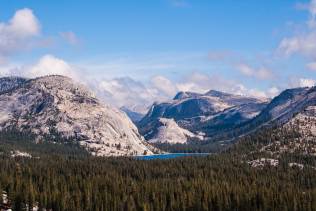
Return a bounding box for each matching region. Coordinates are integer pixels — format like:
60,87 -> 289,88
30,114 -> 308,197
135,153 -> 212,160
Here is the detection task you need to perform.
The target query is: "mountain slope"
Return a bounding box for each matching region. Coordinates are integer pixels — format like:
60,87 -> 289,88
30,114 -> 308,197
138,90 -> 268,143
0,75 -> 153,156
230,86 -> 316,156
147,118 -> 204,144
0,77 -> 28,93
235,87 -> 314,135
121,106 -> 145,123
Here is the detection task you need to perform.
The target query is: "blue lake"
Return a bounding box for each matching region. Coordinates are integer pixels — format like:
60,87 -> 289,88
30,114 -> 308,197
135,153 -> 211,160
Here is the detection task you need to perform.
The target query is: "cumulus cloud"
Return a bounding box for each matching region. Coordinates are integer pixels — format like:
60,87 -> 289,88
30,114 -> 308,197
229,84 -> 278,99
278,31 -> 316,58
299,78 -> 315,87
306,61 -> 316,70
26,55 -> 77,78
174,72 -> 235,93
172,72 -> 279,99
91,77 -> 170,114
0,54 -> 78,79
92,71 -> 282,112
236,63 -> 273,80
278,0 -> 316,60
0,8 -> 41,58
266,87 -> 280,97
59,31 -> 79,45
296,0 -> 316,28
308,0 -> 316,27
174,72 -> 278,99
151,76 -> 178,96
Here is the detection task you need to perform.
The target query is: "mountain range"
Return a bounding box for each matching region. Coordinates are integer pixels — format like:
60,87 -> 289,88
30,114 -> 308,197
137,90 -> 268,144
1,75 -> 316,156
133,85 -> 316,156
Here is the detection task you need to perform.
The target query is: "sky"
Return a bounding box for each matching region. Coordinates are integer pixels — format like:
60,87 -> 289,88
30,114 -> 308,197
1,0 -> 316,112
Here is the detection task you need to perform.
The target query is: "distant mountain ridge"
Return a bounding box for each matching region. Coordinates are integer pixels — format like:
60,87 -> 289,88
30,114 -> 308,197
138,90 -> 268,144
234,86 -> 316,135
3,74 -> 316,155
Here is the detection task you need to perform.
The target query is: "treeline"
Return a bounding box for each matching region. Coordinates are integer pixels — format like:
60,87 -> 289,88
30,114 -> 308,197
0,129 -> 315,210
0,154 -> 315,210
152,141 -> 227,153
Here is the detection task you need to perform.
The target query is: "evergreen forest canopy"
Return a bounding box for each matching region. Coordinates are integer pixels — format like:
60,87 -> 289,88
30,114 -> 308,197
0,129 -> 315,210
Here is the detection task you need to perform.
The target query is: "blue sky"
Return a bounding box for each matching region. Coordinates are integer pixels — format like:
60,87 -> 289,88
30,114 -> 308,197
1,0 -> 316,110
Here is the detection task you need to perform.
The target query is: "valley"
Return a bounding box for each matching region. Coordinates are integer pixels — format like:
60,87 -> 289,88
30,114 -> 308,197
0,75 -> 316,210
2,1 -> 316,210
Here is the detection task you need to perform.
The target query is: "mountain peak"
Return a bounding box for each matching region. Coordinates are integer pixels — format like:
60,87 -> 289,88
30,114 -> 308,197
0,75 -> 153,156
205,90 -> 233,98
173,91 -> 201,100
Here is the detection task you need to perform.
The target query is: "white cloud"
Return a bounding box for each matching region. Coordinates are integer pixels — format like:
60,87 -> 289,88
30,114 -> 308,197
296,0 -> 316,28
257,68 -> 274,80
278,1 -> 316,59
267,87 -> 280,97
237,64 -> 253,76
92,73 -> 246,112
26,55 -> 77,79
92,74 -> 237,113
0,63 -> 17,76
175,72 -> 232,93
171,72 -> 276,99
299,78 -> 315,87
236,63 -> 273,80
231,84 -> 277,99
306,61 -> 316,70
307,0 -> 316,27
0,8 -> 41,57
59,31 -> 79,45
92,77 -> 170,114
278,31 -> 316,58
151,76 -> 178,96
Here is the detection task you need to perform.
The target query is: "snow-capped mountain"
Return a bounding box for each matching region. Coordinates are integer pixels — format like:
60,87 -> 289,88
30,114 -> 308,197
0,75 -> 153,156
138,90 -> 268,144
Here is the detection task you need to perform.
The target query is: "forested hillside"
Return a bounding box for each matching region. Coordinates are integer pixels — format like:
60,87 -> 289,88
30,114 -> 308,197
0,130 -> 315,211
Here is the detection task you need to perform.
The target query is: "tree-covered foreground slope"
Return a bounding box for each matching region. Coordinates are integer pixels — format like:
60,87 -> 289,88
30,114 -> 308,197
0,130 -> 316,211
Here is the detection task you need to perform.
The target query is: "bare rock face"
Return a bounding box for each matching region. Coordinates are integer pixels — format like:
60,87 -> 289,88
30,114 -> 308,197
0,75 -> 153,156
138,90 -> 268,143
147,118 -> 204,144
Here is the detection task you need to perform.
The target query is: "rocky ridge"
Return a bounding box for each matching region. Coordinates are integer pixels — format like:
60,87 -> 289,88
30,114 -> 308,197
0,75 -> 153,156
